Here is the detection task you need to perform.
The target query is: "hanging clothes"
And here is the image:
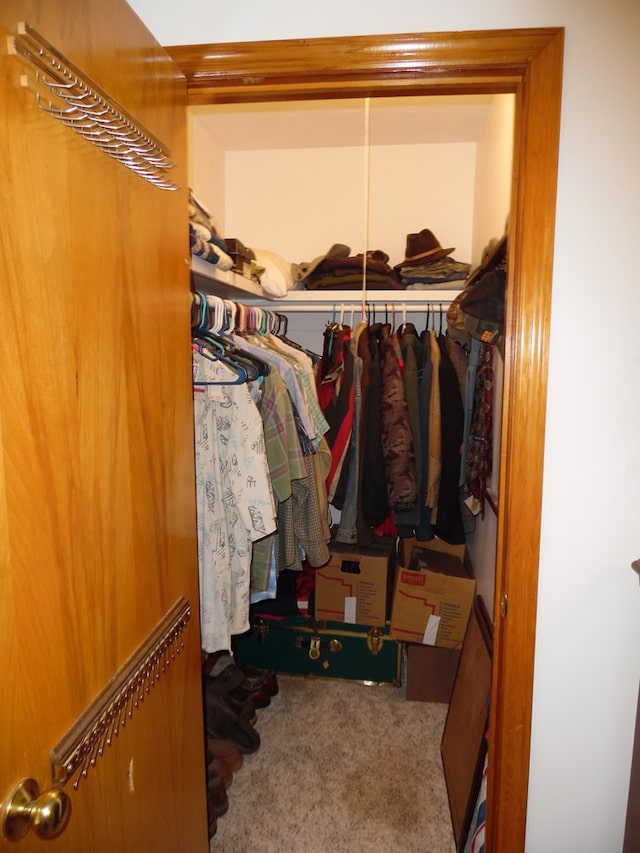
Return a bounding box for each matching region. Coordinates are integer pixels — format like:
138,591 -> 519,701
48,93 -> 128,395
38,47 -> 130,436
434,333 -> 466,544
414,325 -> 436,540
380,323 -> 417,513
274,452 -> 331,571
459,336 -> 483,488
265,330 -> 329,450
306,303 -> 468,546
360,322 -> 390,527
248,369 -> 307,597
426,329 -> 442,519
465,342 -> 494,518
192,291 -> 334,651
235,330 -> 331,593
231,331 -> 324,452
316,322 -> 355,503
193,351 -> 277,654
334,320 -> 373,547
394,322 -> 423,534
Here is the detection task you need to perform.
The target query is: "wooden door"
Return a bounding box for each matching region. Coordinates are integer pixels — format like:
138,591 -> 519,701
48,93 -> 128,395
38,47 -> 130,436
0,2 -> 208,850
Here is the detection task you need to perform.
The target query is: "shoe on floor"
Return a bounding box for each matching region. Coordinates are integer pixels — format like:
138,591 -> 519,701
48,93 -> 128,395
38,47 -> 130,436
205,693 -> 261,754
207,754 -> 233,789
207,737 -> 244,773
208,814 -> 217,840
221,690 -> 258,726
240,665 -> 279,696
231,682 -> 272,710
204,662 -> 246,696
207,770 -> 229,818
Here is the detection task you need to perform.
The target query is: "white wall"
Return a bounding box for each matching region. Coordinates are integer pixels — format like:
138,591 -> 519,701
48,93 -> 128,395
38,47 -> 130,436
473,93 -> 514,264
129,2 -> 640,851
188,112 -> 225,232
223,142 -> 475,266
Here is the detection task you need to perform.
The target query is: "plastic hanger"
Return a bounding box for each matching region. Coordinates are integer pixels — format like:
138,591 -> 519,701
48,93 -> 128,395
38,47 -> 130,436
192,291 -> 269,381
192,340 -> 249,386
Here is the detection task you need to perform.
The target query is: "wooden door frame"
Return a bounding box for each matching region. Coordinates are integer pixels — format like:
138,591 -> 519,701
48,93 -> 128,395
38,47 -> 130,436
169,28 -> 564,852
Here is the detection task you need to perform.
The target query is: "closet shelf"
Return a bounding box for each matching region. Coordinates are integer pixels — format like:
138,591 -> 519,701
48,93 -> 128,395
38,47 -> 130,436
191,254 -> 462,309
191,254 -> 267,299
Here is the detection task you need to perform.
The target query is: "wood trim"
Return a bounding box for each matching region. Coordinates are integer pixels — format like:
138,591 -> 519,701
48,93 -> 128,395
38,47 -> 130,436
168,29 -> 560,104
490,30 -> 563,853
485,488 -> 499,517
623,684 -> 640,852
169,28 -> 564,853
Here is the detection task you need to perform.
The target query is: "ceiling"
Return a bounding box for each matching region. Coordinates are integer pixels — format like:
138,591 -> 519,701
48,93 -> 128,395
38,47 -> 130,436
190,94 -> 495,151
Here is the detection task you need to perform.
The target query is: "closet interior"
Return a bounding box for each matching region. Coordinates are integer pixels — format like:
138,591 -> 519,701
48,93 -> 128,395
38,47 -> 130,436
189,92 -> 514,849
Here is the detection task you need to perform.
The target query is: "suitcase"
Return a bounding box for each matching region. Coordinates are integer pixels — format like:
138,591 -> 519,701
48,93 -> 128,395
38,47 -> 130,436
234,615 -> 401,686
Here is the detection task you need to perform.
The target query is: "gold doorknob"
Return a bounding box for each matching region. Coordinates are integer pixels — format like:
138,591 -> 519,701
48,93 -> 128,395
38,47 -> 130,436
2,778 -> 71,842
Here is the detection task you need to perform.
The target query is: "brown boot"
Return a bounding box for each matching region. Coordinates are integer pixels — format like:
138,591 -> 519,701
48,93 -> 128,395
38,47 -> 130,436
208,814 -> 217,840
207,768 -> 229,818
207,736 -> 244,773
208,754 -> 233,789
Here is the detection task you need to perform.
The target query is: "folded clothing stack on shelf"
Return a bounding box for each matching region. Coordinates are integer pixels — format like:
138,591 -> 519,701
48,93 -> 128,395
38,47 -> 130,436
290,229 -> 470,292
189,190 -> 297,299
292,244 -> 404,291
394,229 -> 471,290
189,189 -> 234,272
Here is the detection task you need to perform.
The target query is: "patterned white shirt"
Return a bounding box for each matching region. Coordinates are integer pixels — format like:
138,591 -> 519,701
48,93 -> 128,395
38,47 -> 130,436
193,351 -> 276,653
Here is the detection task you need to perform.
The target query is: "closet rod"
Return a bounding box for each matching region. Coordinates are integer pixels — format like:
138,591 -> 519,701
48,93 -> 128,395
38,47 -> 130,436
243,299 -> 455,313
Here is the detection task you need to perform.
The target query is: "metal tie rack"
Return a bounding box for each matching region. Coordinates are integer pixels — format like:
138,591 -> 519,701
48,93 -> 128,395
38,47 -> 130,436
7,21 -> 179,191
50,597 -> 191,790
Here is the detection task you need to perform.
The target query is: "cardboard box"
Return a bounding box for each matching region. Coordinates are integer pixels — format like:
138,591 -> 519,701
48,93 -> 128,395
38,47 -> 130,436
314,538 -> 395,627
398,536 -> 466,568
390,547 -> 475,648
405,643 -> 461,703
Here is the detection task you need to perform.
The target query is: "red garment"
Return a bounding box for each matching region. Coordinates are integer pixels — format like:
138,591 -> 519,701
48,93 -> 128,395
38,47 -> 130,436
316,326 -> 354,501
374,513 -> 398,539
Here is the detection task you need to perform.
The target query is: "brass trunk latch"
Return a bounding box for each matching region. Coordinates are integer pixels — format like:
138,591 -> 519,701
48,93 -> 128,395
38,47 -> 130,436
294,635 -> 342,659
367,627 -> 384,655
254,619 -> 269,644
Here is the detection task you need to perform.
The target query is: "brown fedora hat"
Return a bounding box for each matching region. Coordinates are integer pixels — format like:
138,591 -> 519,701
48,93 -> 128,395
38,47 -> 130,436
395,228 -> 455,268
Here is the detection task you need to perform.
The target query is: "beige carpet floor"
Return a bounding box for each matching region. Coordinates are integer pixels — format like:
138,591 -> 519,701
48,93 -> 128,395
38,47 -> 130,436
210,674 -> 456,853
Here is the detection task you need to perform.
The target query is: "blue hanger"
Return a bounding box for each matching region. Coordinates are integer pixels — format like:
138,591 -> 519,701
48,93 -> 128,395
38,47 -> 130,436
192,341 -> 249,386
